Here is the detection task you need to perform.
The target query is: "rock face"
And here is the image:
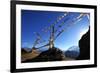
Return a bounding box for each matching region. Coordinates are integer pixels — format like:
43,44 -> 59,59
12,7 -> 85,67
22,47 -> 64,63
76,28 -> 90,60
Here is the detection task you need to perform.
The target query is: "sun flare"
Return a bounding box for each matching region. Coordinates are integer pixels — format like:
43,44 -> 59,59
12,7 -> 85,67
79,29 -> 88,39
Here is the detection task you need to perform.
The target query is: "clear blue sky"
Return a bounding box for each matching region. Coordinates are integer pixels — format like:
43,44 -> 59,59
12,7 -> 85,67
21,10 -> 89,51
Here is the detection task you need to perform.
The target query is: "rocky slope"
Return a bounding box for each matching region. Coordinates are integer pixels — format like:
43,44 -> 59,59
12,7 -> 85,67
22,47 -> 65,62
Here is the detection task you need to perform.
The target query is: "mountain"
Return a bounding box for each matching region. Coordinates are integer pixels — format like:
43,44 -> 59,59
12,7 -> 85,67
65,46 -> 80,59
67,46 -> 80,52
76,28 -> 90,60
22,47 -> 65,62
21,48 -> 40,62
22,47 -> 32,52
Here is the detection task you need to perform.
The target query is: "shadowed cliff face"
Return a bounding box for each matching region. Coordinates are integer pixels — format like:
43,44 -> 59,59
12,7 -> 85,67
77,28 -> 90,60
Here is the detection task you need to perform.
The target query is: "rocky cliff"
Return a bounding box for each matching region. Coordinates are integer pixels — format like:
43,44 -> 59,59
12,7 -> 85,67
76,28 -> 90,60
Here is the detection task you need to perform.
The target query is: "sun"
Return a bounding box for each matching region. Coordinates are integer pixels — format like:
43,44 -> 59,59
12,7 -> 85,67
79,29 -> 88,39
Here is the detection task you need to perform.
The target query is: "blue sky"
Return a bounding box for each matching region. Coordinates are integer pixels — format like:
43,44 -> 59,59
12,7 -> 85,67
21,10 -> 89,51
